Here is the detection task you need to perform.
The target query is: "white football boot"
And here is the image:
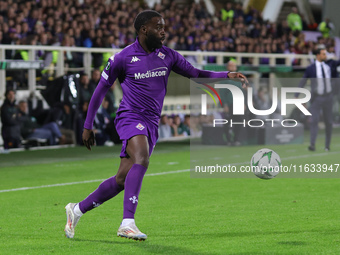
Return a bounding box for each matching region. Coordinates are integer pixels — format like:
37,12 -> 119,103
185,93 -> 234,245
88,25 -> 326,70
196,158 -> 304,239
117,222 -> 147,241
64,203 -> 80,238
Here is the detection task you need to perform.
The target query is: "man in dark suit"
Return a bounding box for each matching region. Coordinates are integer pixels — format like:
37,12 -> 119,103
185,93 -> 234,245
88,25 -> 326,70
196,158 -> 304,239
297,48 -> 340,151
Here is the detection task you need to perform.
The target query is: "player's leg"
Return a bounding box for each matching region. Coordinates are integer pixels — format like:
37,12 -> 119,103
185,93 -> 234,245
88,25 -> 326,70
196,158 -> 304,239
116,156 -> 135,187
64,157 -> 132,238
322,96 -> 333,150
309,98 -> 321,150
123,135 -> 149,219
77,158 -> 133,213
117,135 -> 149,240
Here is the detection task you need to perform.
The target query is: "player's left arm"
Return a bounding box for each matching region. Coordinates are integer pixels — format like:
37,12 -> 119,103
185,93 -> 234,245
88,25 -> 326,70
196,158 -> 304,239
225,72 -> 249,88
170,50 -> 248,88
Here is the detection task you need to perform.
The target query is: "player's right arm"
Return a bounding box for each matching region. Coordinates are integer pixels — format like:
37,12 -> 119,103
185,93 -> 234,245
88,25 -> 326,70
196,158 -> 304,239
82,53 -> 124,150
170,49 -> 229,79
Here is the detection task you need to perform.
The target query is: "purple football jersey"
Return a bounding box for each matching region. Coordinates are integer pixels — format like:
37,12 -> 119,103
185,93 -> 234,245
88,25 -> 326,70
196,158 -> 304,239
84,38 -> 229,130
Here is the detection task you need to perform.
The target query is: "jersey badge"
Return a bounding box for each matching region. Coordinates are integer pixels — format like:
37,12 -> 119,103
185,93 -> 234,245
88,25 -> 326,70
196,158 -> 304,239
157,52 -> 165,59
136,123 -> 145,130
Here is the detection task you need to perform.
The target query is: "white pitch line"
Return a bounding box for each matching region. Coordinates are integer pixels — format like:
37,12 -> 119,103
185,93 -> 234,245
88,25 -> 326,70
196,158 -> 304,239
0,179 -> 105,193
146,169 -> 189,176
167,162 -> 179,165
1,150 -> 339,194
0,169 -> 190,193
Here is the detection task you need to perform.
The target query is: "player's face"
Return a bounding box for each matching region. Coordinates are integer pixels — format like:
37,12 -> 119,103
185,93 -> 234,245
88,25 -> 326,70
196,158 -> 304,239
145,17 -> 166,49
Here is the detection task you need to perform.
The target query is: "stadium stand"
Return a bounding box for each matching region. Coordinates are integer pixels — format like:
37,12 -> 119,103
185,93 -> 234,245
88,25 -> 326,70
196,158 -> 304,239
0,0 -> 339,149
0,0 -> 335,66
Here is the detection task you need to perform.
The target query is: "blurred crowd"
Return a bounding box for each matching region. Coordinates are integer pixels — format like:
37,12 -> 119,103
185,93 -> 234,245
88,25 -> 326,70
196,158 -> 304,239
0,70 -> 118,149
158,114 -> 191,139
0,0 -> 337,148
1,88 -> 66,149
0,0 -> 336,69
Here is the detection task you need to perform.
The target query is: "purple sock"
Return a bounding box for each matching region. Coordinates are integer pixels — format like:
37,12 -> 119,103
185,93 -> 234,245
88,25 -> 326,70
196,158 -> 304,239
79,176 -> 123,213
123,164 -> 147,219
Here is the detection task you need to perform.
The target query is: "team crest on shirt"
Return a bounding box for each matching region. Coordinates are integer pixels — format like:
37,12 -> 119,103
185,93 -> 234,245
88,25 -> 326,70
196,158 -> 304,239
136,123 -> 145,130
157,52 -> 165,59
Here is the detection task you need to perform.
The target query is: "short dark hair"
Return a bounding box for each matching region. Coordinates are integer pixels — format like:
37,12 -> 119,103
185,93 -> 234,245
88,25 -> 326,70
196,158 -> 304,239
134,10 -> 162,33
315,48 -> 326,55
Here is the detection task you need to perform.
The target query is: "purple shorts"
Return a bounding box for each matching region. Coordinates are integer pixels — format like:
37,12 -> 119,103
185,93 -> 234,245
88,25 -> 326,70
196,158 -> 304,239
114,111 -> 158,158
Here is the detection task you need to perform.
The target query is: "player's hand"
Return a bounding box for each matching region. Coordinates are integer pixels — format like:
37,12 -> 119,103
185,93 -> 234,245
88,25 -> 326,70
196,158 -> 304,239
82,128 -> 95,151
227,72 -> 249,88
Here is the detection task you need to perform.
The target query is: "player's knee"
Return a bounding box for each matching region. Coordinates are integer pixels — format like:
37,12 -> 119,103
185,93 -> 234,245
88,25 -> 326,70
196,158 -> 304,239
134,155 -> 149,168
116,174 -> 126,187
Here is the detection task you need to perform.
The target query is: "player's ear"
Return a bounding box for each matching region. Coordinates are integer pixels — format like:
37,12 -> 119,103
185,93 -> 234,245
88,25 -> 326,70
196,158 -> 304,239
140,25 -> 147,36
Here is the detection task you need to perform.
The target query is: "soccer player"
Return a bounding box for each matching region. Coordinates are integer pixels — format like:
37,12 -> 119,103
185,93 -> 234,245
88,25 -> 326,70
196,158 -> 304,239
64,10 -> 248,241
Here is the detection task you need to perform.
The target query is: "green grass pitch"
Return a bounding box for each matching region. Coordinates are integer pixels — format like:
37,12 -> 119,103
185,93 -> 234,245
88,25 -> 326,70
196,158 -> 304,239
0,130 -> 339,254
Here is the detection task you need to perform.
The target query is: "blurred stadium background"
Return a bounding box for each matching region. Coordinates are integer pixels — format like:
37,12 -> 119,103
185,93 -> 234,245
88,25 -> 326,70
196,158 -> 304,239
1,1 -> 340,254
0,0 -> 339,149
